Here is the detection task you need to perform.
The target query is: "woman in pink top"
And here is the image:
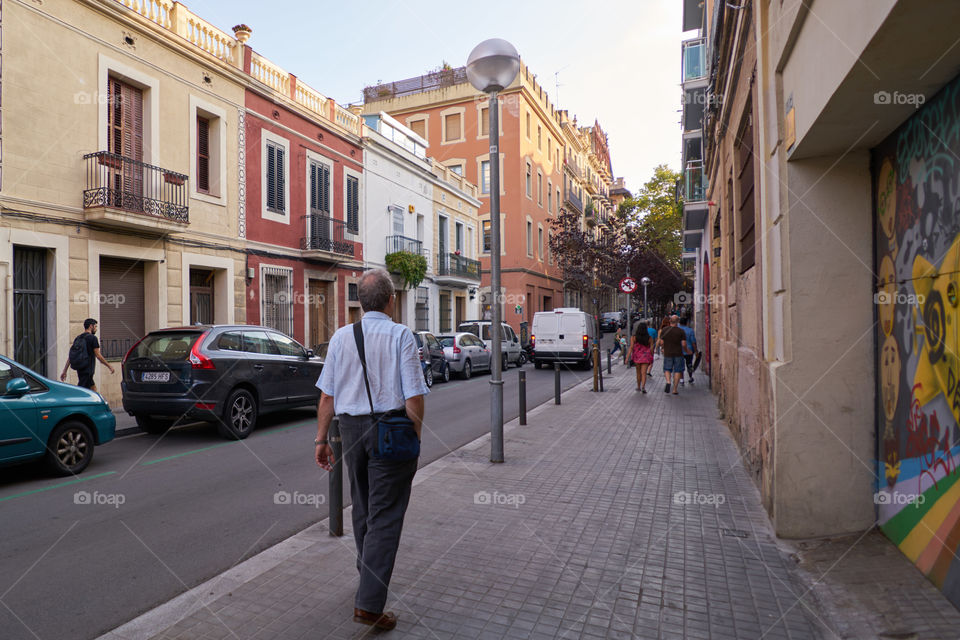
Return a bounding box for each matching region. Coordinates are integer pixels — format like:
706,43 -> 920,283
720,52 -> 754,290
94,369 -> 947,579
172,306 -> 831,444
630,323 -> 655,393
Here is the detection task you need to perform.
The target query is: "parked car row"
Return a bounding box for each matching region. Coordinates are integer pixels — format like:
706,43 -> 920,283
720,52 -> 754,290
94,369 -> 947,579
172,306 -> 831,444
0,319 -> 538,478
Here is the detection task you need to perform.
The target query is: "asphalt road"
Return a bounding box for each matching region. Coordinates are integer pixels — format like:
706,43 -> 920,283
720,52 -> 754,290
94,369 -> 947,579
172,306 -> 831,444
0,338 -> 620,640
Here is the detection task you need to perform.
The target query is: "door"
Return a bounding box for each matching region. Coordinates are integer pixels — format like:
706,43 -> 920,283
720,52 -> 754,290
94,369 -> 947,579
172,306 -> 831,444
455,296 -> 465,329
438,216 -> 448,272
107,77 -> 143,210
392,206 -> 404,237
13,247 -> 48,376
309,161 -> 331,249
308,280 -> 329,352
268,331 -> 318,406
189,268 -> 214,325
242,330 -> 285,407
99,257 -> 145,360
0,360 -> 40,461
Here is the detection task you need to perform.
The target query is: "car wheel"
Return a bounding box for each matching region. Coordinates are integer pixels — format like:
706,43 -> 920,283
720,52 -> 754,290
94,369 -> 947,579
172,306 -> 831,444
218,388 -> 257,440
462,360 -> 472,379
502,354 -> 509,370
424,366 -> 434,388
534,360 -> 542,370
441,363 -> 451,383
135,415 -> 172,434
517,351 -> 527,366
45,420 -> 94,476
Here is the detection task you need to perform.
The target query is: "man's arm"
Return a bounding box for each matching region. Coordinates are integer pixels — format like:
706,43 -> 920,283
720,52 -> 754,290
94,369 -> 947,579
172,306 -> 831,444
405,395 -> 425,439
682,339 -> 691,356
315,392 -> 335,471
93,348 -> 115,374
60,361 -> 70,382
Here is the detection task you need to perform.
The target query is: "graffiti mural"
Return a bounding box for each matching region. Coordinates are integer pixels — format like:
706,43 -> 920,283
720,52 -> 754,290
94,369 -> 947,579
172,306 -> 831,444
875,74 -> 960,607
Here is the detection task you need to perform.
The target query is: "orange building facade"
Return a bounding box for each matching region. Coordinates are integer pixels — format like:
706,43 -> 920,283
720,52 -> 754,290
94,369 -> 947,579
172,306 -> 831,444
362,64 -> 568,333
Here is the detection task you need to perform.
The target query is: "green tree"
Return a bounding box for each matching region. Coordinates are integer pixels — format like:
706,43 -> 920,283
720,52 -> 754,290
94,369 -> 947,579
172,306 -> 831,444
617,164 -> 683,272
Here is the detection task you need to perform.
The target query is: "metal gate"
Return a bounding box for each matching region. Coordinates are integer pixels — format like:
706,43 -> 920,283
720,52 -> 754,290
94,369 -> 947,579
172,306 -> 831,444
13,246 -> 48,375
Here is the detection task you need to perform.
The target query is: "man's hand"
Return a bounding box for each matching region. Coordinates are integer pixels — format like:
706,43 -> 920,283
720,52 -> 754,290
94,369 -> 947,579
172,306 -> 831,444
60,372 -> 67,382
315,444 -> 335,471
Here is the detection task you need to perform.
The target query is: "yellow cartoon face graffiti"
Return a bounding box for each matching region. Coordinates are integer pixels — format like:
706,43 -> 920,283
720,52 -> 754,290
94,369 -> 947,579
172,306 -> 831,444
878,255 -> 896,337
881,334 -> 901,422
912,242 -> 960,419
877,158 -> 897,242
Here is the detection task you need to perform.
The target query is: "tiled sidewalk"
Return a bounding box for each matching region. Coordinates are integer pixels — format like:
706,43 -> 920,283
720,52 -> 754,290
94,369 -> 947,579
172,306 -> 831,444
102,366 -> 828,640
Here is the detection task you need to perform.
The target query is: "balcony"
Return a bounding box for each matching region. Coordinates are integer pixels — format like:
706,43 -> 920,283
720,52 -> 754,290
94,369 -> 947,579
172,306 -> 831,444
82,152 -> 188,233
564,187 -> 584,214
300,214 -> 356,260
682,38 -> 706,83
386,235 -> 422,255
436,252 -> 481,285
684,162 -> 708,202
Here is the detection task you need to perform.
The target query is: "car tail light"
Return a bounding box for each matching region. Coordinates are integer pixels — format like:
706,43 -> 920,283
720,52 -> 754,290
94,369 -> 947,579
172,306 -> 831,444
418,347 -> 424,361
530,335 -> 536,349
123,336 -> 146,364
583,334 -> 589,352
194,402 -> 216,410
189,331 -> 215,369
452,343 -> 461,355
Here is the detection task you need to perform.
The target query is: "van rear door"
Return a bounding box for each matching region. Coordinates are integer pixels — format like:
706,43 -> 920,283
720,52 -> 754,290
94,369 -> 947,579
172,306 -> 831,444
532,313 -> 559,348
559,314 -> 586,352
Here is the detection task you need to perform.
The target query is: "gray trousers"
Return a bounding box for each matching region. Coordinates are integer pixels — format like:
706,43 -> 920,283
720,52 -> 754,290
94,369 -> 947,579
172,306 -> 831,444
339,414 -> 418,613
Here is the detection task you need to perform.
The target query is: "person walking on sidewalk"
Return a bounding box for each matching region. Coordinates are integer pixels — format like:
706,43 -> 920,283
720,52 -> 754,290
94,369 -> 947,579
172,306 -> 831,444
59,318 -> 114,393
656,315 -> 691,395
313,269 -> 428,632
679,316 -> 698,385
610,326 -> 624,361
630,322 -> 654,392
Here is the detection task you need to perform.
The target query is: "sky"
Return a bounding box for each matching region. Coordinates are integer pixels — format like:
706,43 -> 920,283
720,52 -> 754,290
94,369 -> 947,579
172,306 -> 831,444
189,0 -> 684,194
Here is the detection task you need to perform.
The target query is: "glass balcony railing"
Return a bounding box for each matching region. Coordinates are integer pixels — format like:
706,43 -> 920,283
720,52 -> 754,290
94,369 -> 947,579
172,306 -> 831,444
684,163 -> 708,202
682,39 -> 706,83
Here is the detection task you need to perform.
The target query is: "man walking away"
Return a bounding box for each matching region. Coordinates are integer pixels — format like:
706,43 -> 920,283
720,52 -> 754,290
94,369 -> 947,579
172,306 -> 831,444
314,269 -> 428,631
60,318 -> 114,393
656,315 -> 691,395
679,316 -> 698,385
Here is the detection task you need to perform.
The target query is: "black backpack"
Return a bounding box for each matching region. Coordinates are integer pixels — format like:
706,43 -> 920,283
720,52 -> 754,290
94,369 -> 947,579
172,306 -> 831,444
69,334 -> 91,371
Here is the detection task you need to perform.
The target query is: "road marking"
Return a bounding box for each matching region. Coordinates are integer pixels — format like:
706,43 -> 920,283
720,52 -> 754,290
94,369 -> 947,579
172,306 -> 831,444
0,471 -> 117,503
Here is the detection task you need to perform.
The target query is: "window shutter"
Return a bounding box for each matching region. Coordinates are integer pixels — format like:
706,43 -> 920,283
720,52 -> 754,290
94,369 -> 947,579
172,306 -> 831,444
197,116 -> 210,193
410,119 -> 426,139
347,175 -> 358,233
309,163 -> 319,213
480,108 -> 489,136
276,146 -> 285,212
445,113 -> 461,141
321,165 -> 330,214
99,258 -> 145,360
266,144 -> 276,211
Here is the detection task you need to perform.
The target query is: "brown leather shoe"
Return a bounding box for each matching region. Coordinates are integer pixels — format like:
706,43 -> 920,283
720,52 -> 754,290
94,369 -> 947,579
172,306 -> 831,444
354,607 -> 397,631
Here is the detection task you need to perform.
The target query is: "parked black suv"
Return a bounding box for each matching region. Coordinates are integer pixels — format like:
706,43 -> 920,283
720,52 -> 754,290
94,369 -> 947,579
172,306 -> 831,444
121,325 -> 323,439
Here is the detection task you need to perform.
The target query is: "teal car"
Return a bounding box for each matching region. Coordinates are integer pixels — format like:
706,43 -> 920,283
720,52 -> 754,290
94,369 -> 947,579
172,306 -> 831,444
0,355 -> 115,476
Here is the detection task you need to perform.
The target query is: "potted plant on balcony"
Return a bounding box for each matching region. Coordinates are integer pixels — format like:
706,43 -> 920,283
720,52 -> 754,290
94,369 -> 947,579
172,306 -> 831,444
232,24 -> 252,43
385,251 -> 427,289
163,171 -> 185,186
98,153 -> 122,170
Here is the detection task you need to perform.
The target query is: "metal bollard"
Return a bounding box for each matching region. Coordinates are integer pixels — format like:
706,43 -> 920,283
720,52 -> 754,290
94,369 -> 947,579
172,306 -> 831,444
554,362 -> 561,405
592,344 -> 599,392
607,350 -> 611,375
329,417 -> 343,537
519,370 -> 527,425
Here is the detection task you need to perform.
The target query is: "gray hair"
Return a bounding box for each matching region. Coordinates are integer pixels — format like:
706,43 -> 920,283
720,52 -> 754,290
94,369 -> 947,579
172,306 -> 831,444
358,268 -> 395,312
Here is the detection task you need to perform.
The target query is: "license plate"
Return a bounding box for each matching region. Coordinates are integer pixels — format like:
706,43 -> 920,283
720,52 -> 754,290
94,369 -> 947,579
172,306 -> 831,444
539,339 -> 554,344
141,371 -> 170,382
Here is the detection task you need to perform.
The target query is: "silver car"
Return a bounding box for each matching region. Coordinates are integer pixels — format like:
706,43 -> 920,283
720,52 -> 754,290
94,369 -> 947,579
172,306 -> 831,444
437,333 -> 491,379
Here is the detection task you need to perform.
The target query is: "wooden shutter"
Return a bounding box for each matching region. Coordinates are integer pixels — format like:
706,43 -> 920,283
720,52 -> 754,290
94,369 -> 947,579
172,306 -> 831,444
736,106 -> 756,273
309,163 -> 320,213
409,119 -> 426,139
480,108 -> 489,136
275,146 -> 285,212
197,116 -> 210,193
266,143 -> 277,211
321,164 -> 330,214
347,175 -> 358,233
99,257 -> 145,359
445,113 -> 460,141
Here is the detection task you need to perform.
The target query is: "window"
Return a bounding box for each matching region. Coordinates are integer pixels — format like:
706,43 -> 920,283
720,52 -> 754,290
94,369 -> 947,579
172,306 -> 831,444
262,132 -> 290,222
526,221 -> 533,256
556,188 -> 560,212
243,331 -> 280,354
269,331 -> 305,357
548,182 -> 553,213
455,221 -> 464,253
346,174 -> 360,234
189,268 -> 214,324
548,231 -> 553,264
309,161 -> 330,214
409,118 -> 427,140
108,77 -> 143,162
479,106 -> 489,137
526,163 -> 532,198
537,171 -> 543,205
197,116 -> 210,193
348,282 -> 359,301
444,113 -> 461,142
480,160 -> 490,194
548,138 -> 552,158
449,164 -> 463,176
261,265 -> 293,336
482,220 -> 491,252
525,112 -> 531,139
736,103 -> 756,273
537,125 -> 542,150
538,225 -> 543,260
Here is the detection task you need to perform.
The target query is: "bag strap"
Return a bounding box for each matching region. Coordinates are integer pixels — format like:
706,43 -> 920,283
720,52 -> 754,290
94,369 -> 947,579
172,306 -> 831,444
353,321 -> 376,415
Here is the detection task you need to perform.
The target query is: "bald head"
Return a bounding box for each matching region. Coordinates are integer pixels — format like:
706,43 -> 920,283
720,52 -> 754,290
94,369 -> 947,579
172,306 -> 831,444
669,315 -> 680,326
358,268 -> 395,312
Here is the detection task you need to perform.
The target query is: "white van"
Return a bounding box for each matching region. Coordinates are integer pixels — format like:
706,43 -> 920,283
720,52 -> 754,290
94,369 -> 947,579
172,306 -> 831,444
531,308 -> 596,369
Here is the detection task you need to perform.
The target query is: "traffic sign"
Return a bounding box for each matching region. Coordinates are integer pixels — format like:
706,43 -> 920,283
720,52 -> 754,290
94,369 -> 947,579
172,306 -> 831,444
619,277 -> 637,294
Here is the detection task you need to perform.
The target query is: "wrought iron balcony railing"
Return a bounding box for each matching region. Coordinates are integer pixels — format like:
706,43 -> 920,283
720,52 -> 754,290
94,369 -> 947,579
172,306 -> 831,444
385,235 -> 423,255
438,253 -> 481,279
301,214 -> 354,255
564,187 -> 584,214
83,151 -> 189,222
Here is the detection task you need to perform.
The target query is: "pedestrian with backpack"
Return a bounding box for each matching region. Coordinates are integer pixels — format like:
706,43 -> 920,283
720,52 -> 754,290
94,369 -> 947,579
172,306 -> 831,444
60,318 -> 114,392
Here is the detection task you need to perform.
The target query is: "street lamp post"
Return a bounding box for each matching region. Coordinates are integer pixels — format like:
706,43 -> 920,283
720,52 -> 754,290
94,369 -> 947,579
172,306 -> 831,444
641,277 -> 651,326
467,39 -> 520,464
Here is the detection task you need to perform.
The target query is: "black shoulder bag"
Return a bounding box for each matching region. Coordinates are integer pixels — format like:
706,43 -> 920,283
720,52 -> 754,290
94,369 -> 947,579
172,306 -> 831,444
353,322 -> 420,461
